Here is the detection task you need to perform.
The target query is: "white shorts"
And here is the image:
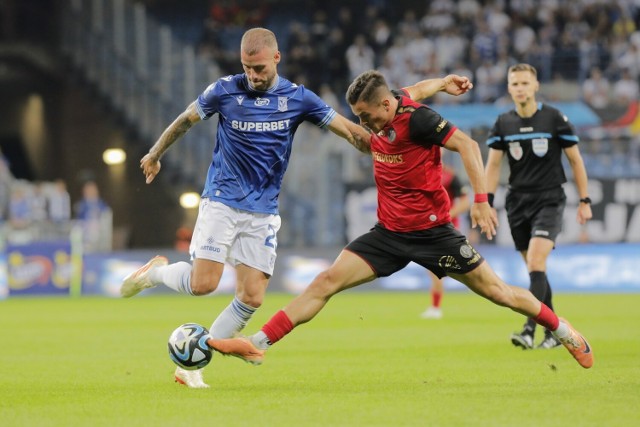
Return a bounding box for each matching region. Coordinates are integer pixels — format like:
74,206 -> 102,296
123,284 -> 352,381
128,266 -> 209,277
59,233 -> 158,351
189,199 -> 281,275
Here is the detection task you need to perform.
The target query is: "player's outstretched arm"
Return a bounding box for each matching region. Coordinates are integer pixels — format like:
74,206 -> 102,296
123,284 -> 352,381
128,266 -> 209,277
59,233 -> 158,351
141,102 -> 201,184
326,114 -> 372,154
403,75 -> 473,102
445,130 -> 497,239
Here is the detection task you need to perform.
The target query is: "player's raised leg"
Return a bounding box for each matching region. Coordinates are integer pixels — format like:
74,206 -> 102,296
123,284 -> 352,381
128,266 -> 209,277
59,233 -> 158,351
120,255 -> 168,297
449,262 -> 593,368
208,250 -> 376,363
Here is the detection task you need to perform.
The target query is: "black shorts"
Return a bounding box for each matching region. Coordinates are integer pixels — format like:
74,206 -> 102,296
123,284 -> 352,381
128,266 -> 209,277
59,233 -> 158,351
505,187 -> 566,251
345,223 -> 484,279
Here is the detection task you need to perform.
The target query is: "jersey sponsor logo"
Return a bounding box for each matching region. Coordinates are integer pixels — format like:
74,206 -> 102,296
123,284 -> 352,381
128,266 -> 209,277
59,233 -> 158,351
466,252 -> 481,265
236,96 -> 244,105
231,119 -> 291,132
201,237 -> 221,253
436,119 -> 448,133
278,96 -> 288,112
372,151 -> 403,164
520,127 -> 533,132
534,230 -> 550,236
509,142 -> 523,160
254,97 -> 270,106
532,138 -> 548,157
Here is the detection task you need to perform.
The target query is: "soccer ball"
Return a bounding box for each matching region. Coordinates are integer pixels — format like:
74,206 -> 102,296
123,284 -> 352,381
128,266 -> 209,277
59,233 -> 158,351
168,323 -> 213,370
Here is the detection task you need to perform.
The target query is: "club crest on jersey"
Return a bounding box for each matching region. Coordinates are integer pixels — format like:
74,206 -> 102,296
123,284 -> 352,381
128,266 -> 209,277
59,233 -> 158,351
254,97 -> 270,106
387,128 -> 396,142
509,142 -> 523,160
532,138 -> 548,157
460,245 -> 473,258
278,97 -> 288,112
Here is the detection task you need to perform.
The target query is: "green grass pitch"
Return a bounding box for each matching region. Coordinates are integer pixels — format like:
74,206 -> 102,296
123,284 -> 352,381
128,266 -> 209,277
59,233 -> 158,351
1,292 -> 638,427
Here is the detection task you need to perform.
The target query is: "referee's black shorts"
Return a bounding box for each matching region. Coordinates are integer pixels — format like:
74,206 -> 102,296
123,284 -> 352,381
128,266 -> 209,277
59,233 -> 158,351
345,223 -> 484,279
505,186 -> 566,251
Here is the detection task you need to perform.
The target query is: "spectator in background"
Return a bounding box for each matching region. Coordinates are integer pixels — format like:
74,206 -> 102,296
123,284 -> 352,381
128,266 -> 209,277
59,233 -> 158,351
471,20 -> 500,67
612,68 -> 640,106
48,179 -> 71,224
30,182 -> 48,223
0,150 -> 13,221
582,67 -> 611,111
74,180 -> 110,252
434,27 -> 468,72
345,34 -> 375,81
474,59 -> 504,103
405,28 -> 434,73
511,16 -> 536,63
9,183 -> 32,229
7,182 -> 34,244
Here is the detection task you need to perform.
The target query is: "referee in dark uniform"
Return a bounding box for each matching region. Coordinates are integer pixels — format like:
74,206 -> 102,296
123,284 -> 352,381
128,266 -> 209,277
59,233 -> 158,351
485,63 -> 593,350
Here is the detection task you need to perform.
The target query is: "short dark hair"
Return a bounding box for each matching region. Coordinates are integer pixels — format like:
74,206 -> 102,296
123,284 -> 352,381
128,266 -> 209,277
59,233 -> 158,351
346,70 -> 389,106
508,63 -> 537,77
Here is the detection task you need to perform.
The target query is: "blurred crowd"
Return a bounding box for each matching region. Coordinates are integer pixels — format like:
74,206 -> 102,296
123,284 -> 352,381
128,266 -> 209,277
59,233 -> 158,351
193,0 -> 640,111
0,151 -> 112,252
187,0 -> 640,179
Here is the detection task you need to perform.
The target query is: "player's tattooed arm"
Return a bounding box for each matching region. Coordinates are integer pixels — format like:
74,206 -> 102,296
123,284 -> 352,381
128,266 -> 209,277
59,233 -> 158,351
327,114 -> 372,154
348,124 -> 372,154
148,102 -> 201,160
141,102 -> 202,184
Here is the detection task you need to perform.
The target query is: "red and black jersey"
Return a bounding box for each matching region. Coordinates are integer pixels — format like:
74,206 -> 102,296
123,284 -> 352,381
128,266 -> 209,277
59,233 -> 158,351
371,92 -> 457,232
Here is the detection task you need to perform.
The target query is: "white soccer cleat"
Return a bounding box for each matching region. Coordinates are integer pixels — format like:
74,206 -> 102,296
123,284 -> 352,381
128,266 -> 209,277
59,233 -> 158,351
420,307 -> 443,319
120,255 -> 168,298
174,367 -> 210,389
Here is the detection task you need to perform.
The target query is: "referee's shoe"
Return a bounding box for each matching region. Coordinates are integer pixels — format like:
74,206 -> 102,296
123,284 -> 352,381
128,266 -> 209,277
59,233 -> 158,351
537,334 -> 561,349
510,331 -> 534,350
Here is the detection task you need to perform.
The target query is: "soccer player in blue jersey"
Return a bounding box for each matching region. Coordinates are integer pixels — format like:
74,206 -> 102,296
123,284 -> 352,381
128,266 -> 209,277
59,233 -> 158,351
484,63 -> 593,350
119,27 -> 472,388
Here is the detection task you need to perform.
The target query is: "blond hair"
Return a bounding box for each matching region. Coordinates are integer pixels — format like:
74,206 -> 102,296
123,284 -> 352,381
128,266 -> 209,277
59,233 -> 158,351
508,63 -> 538,77
241,28 -> 278,56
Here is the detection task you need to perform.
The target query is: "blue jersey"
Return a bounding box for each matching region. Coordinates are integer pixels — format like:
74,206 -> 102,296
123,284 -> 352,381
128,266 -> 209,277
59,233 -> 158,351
195,74 -> 336,214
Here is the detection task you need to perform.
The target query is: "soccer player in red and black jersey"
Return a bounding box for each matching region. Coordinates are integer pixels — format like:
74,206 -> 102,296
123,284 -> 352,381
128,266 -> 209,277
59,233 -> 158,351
208,70 -> 594,370
485,64 -> 593,351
